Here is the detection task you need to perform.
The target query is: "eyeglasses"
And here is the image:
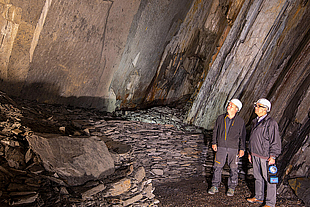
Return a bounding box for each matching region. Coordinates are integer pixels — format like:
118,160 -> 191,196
254,103 -> 266,108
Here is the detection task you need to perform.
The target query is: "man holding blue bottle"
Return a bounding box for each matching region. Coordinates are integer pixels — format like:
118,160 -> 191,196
247,98 -> 281,207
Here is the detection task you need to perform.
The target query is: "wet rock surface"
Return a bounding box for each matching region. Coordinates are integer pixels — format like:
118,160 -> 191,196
0,92 -> 306,206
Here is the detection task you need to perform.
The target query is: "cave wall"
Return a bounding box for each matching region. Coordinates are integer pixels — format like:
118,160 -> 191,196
0,0 -> 309,122
0,0 -> 143,111
142,0 -> 245,107
183,0 -> 310,192
0,0 -> 196,111
0,0 -> 252,112
111,0 -> 194,109
186,0 -> 310,130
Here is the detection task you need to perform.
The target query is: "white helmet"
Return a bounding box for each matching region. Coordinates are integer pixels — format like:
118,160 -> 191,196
256,98 -> 271,112
230,99 -> 242,112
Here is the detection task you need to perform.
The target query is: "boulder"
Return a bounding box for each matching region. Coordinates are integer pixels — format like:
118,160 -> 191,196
26,134 -> 115,186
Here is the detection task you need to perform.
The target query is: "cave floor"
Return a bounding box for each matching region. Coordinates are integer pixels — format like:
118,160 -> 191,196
153,176 -> 304,207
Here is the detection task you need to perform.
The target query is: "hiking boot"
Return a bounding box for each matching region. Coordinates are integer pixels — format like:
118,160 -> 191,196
208,186 -> 218,194
226,188 -> 234,196
246,197 -> 263,204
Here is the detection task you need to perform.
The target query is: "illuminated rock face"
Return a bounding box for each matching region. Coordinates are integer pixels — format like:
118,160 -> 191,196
0,0 -> 142,112
0,0 -> 308,120
186,0 -> 310,130
0,0 -> 194,111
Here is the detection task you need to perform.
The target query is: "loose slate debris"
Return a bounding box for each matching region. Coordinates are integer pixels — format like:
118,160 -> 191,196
0,92 -> 159,206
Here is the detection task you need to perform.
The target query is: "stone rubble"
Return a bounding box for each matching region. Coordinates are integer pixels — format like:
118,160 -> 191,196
0,93 -> 206,206
94,118 -> 208,184
113,107 -> 249,180
0,91 -> 248,206
0,92 -> 156,206
114,106 -> 198,132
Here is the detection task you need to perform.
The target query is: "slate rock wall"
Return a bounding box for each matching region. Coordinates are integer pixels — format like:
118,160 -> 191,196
0,0 -> 309,121
142,0 -> 245,108
186,0 -> 310,130
0,0 -> 141,112
0,0 -> 196,112
110,0 -> 194,109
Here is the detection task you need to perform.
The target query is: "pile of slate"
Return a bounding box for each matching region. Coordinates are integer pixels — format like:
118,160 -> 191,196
114,105 -> 201,133
97,118 -> 208,184
0,91 -> 159,207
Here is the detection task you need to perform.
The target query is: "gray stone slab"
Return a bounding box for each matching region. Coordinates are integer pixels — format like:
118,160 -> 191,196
27,134 -> 115,186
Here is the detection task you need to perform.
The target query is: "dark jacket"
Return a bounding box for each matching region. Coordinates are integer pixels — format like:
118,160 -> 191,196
249,114 -> 281,159
212,113 -> 246,150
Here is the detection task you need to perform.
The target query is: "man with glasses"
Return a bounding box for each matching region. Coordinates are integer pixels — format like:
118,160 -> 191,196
208,99 -> 246,196
247,98 -> 281,207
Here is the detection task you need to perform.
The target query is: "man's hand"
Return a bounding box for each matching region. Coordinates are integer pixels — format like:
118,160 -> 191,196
248,154 -> 252,163
212,144 -> 217,151
238,150 -> 244,158
268,157 -> 275,165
